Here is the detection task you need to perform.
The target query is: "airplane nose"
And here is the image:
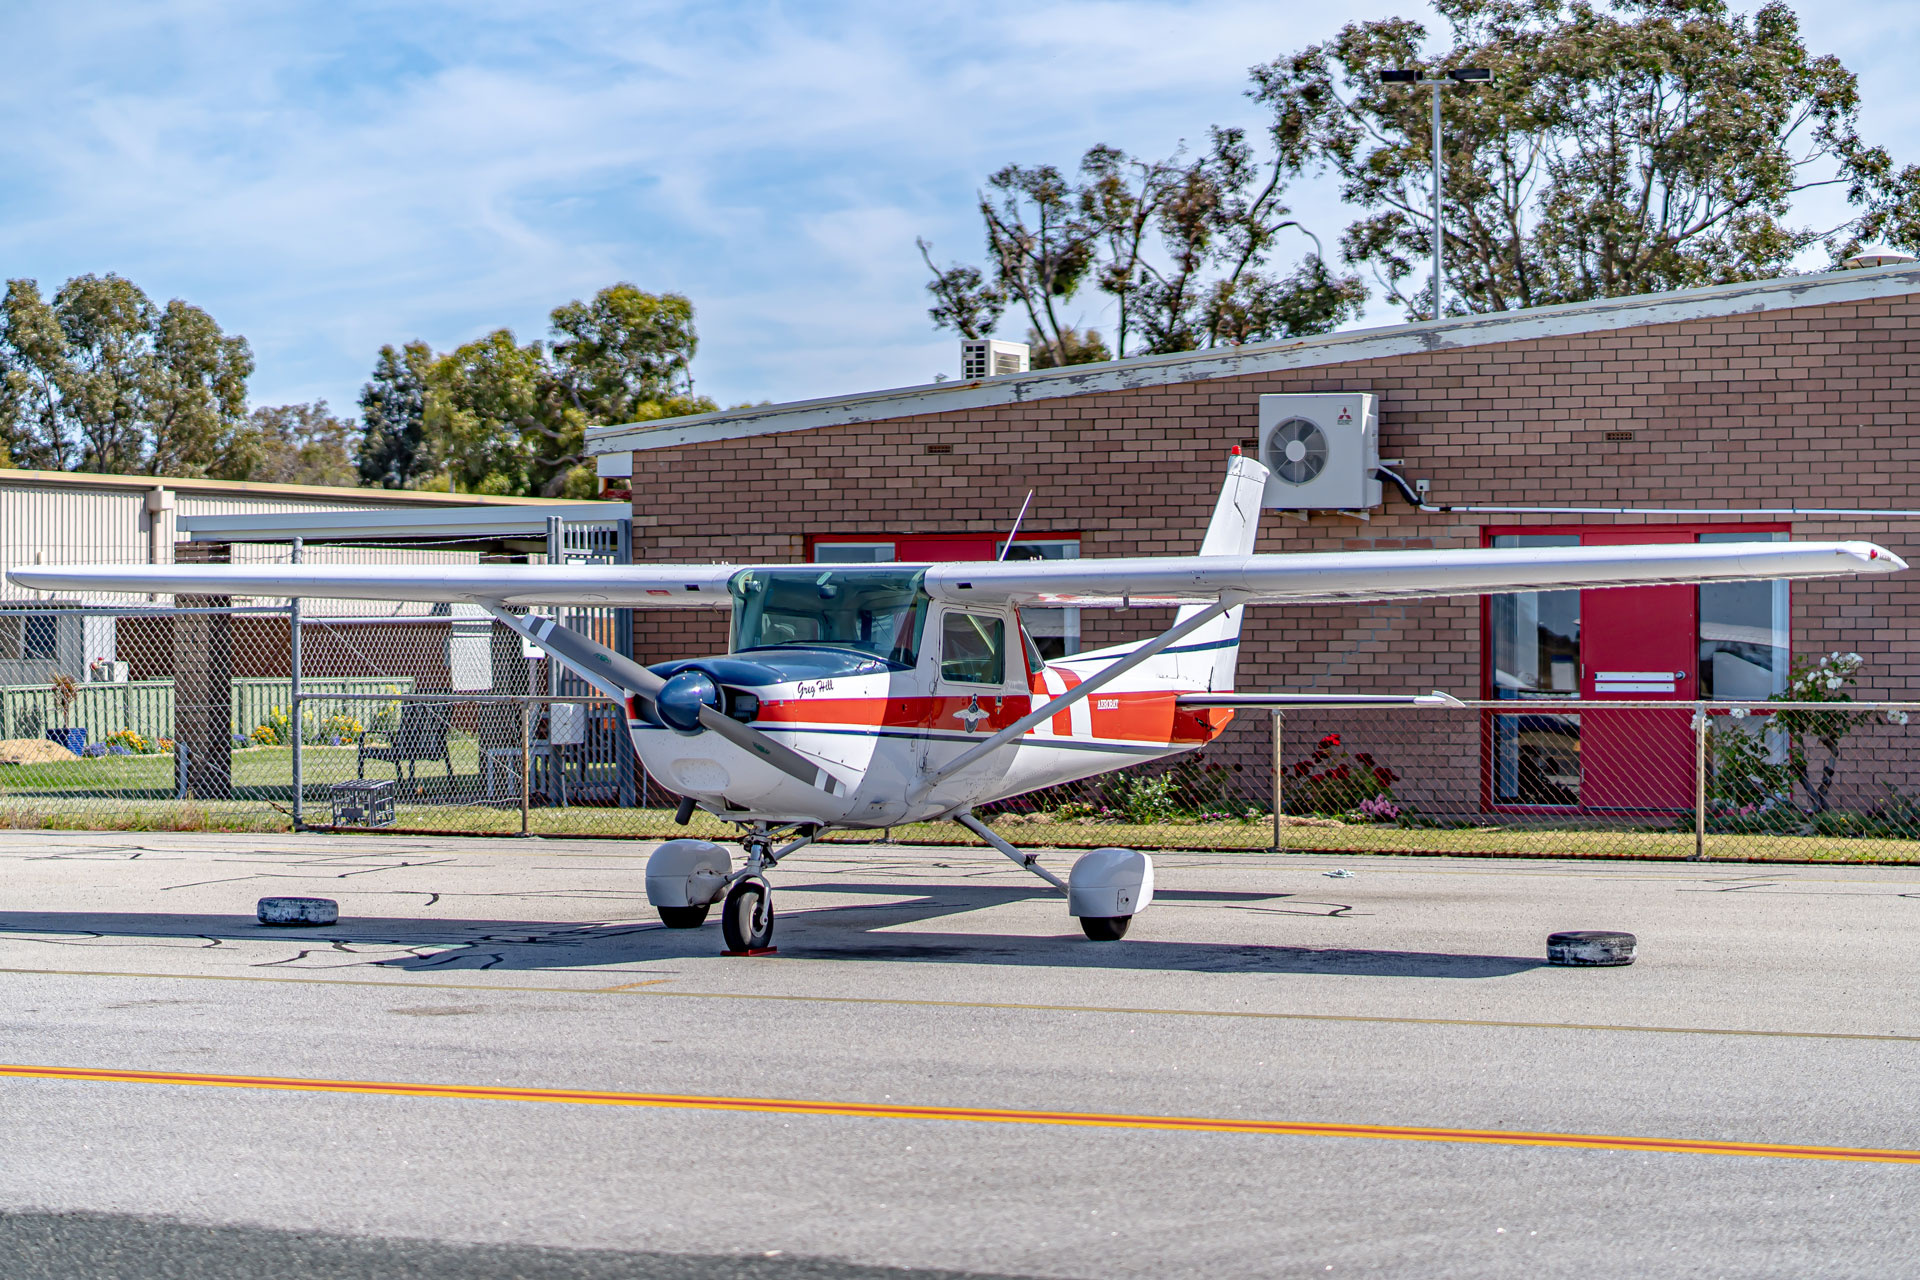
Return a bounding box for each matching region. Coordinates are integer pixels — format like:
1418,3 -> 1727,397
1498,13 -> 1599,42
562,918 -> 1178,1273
657,669 -> 722,732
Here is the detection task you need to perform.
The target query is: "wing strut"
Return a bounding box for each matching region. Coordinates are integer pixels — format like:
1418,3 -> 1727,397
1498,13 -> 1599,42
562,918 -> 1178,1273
909,593 -> 1244,805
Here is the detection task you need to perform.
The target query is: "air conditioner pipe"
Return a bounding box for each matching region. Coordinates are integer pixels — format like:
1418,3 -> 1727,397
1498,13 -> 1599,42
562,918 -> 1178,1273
1375,466 -> 1423,508
1373,465 -> 1920,520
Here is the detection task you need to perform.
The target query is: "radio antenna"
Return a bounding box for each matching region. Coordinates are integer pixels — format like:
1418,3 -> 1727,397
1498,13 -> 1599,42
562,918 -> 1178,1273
999,490 -> 1035,561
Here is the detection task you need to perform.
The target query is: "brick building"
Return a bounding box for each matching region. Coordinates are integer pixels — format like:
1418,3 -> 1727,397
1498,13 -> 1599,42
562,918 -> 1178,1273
588,263 -> 1920,814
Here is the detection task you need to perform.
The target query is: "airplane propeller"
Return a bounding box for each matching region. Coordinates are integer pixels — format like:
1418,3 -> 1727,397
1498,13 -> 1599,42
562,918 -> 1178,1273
515,613 -> 844,795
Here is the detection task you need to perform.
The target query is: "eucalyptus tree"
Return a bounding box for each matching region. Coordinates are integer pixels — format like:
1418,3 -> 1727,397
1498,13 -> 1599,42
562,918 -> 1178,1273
1255,0 -> 1903,315
366,284 -> 716,498
919,132 -> 1363,362
0,273 -> 251,474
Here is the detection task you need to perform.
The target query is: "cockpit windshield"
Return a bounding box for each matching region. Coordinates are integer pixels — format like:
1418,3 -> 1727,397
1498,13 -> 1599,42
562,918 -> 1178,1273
730,567 -> 930,668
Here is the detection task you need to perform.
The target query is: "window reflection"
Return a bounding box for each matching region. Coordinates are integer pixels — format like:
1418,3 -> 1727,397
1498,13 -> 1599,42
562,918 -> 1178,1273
1698,531 -> 1788,699
815,543 -> 895,564
1490,534 -> 1580,805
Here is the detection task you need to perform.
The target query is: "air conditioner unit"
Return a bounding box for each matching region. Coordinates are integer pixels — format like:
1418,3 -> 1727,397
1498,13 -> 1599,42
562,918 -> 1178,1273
1257,393 -> 1381,510
961,338 -> 1030,380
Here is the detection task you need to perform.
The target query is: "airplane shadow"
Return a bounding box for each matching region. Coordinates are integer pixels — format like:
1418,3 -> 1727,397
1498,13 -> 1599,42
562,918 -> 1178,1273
0,879 -> 1542,979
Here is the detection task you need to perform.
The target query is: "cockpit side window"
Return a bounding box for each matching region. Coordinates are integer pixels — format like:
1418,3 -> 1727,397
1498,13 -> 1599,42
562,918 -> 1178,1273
1018,621 -> 1046,677
939,612 -> 1006,685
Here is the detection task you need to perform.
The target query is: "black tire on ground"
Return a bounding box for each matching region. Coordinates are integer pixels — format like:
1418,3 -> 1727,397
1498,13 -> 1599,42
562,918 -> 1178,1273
257,897 -> 339,927
1079,915 -> 1132,941
657,904 -> 710,929
1547,930 -> 1636,966
721,879 -> 774,952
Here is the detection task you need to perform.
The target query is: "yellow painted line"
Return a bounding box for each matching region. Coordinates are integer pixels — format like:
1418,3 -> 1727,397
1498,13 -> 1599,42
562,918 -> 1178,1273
3,1061 -> 1915,1165
1,966 -> 1917,1044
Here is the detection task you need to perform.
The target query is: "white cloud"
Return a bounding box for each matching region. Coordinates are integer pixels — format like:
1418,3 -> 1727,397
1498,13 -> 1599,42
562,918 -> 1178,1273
0,0 -> 1912,414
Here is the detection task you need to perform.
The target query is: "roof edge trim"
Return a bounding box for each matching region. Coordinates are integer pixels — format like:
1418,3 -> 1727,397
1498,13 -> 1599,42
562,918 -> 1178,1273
0,468 -> 592,507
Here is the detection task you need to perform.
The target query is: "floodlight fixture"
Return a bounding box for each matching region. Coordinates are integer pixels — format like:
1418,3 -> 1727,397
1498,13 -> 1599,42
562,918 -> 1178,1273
1381,66 -> 1495,319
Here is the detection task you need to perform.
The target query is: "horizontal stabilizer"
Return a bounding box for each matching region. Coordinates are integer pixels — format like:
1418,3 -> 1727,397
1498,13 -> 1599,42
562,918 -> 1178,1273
1178,692 -> 1466,709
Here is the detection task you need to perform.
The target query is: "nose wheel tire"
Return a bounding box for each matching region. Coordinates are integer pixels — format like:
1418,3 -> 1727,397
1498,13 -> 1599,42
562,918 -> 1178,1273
1079,915 -> 1132,941
657,905 -> 711,929
721,878 -> 774,952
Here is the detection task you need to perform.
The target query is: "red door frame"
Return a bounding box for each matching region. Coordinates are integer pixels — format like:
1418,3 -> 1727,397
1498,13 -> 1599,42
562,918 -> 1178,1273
1477,522 -> 1790,813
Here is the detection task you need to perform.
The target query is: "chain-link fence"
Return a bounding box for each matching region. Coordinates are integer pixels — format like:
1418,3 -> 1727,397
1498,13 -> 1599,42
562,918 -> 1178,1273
1,599 -> 1918,861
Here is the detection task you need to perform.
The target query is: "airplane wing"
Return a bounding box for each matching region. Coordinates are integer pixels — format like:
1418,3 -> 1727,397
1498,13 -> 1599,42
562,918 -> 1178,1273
920,541 -> 1904,607
5,541 -> 1903,606
2,562 -> 738,607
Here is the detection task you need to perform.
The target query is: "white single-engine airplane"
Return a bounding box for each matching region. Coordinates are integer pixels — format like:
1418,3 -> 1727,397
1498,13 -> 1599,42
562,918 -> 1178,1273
10,454 -> 1906,951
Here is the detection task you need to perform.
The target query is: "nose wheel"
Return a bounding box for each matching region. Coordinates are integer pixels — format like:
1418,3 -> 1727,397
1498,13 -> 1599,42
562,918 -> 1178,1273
721,876 -> 775,953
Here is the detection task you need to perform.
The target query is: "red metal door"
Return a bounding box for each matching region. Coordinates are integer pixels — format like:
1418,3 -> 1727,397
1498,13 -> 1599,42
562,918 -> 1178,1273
1579,530 -> 1697,810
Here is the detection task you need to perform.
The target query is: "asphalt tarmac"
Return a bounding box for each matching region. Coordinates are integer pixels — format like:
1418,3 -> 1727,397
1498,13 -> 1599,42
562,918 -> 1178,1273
2,830 -> 1918,1278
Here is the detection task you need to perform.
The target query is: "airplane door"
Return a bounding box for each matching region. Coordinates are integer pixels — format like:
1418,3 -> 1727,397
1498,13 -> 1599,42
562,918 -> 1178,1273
919,608 -> 1023,794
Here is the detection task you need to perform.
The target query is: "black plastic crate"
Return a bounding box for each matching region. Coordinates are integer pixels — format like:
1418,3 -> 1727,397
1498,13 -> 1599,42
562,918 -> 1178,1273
328,778 -> 395,828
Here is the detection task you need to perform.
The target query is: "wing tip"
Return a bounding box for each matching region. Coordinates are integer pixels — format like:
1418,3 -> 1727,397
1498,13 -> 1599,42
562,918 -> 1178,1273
1842,542 -> 1908,573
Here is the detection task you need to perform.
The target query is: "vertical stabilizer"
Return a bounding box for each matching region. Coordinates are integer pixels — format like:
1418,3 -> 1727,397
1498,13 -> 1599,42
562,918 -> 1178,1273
1171,453 -> 1268,691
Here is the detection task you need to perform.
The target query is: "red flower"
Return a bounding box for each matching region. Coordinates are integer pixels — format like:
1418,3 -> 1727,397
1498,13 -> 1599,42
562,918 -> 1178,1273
1331,765 -> 1352,781
1320,733 -> 1341,748
1292,761 -> 1311,776
1354,752 -> 1375,767
1373,767 -> 1396,787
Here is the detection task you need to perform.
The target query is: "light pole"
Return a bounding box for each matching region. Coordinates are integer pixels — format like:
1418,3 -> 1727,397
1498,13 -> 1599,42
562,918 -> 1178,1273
1381,67 -> 1493,320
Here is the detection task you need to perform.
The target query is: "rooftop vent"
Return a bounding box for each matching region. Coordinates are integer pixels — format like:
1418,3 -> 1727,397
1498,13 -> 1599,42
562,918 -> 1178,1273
1843,245 -> 1918,269
961,339 -> 1030,380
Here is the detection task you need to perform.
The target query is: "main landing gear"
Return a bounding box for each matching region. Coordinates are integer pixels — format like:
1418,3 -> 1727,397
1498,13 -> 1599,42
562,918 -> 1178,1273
644,825 -> 815,954
721,876 -> 773,952
954,811 -> 1154,941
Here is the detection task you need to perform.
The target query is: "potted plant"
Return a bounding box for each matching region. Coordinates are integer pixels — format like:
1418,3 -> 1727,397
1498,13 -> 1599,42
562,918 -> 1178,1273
46,673 -> 86,755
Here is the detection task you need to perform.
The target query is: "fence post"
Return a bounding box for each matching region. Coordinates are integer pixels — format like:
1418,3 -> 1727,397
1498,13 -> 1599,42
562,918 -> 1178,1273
1693,700 -> 1707,861
519,700 -> 532,837
1271,709 -> 1284,852
289,537 -> 303,830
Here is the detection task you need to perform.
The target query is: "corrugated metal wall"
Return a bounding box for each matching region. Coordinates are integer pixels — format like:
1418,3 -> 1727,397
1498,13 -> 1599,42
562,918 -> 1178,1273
2,482 -> 435,608
0,487 -> 148,599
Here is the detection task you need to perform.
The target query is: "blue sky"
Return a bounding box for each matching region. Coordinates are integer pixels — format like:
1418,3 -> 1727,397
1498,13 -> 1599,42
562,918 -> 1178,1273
4,1 -> 1917,418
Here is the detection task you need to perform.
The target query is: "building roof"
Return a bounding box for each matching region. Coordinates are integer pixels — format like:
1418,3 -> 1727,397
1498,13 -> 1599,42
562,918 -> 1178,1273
0,468 -> 585,507
586,261 -> 1920,456
179,502 -> 632,542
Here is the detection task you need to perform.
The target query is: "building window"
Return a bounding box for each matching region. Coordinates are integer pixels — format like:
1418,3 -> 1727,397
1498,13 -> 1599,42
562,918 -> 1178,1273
1697,531 -> 1789,698
815,542 -> 895,564
1488,534 -> 1581,805
23,615 -> 56,660
999,538 -> 1081,661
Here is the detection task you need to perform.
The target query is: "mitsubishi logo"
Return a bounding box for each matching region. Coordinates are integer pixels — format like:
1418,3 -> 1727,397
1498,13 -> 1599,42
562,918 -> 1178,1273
953,696 -> 989,731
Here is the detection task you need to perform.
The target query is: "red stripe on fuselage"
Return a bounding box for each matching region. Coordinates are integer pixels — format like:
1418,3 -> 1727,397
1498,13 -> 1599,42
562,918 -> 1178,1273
750,690 -> 1225,747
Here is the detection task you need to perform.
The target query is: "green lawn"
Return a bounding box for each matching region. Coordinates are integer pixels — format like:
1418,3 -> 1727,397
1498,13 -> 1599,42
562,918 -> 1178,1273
6,748 -> 1920,863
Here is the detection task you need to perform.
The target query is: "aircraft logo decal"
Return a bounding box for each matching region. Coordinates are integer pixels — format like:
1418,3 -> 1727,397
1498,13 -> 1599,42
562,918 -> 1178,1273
954,696 -> 989,731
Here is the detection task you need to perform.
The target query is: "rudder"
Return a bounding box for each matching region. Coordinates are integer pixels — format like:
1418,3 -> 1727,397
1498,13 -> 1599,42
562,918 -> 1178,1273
1172,452 -> 1268,691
